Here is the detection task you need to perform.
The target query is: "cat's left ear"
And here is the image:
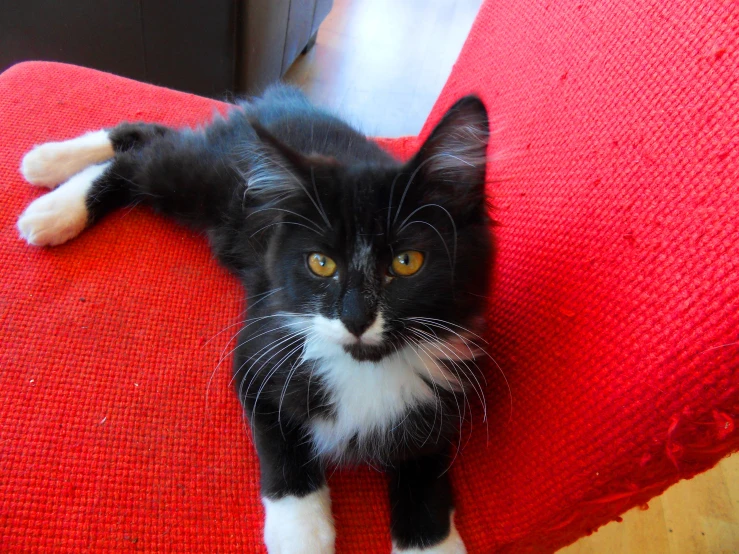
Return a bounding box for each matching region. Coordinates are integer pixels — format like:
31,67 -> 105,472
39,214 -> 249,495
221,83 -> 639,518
251,120 -> 338,174
410,96 -> 489,217
244,119 -> 338,204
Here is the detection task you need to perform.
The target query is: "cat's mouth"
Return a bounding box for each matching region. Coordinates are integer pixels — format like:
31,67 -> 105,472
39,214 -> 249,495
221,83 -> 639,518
306,314 -> 391,362
343,342 -> 391,362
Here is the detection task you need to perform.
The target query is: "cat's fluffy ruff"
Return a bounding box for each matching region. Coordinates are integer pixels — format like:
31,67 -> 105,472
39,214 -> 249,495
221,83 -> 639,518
17,85 -> 493,553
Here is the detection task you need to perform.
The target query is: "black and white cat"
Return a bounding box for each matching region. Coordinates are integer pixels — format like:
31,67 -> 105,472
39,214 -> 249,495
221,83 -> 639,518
17,85 -> 493,554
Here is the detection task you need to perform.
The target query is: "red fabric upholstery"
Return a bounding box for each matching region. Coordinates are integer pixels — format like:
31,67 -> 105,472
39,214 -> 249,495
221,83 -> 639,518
1,0 -> 737,551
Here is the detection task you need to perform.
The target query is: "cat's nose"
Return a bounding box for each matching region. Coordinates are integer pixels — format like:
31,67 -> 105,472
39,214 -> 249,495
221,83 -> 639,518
343,317 -> 371,338
340,288 -> 373,338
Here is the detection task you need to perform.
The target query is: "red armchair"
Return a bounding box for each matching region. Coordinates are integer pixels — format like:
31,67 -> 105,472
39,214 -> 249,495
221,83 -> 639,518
1,0 -> 736,551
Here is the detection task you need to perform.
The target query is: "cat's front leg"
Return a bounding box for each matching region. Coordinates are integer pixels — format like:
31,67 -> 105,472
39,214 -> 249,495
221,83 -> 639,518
251,414 -> 335,554
389,450 -> 466,554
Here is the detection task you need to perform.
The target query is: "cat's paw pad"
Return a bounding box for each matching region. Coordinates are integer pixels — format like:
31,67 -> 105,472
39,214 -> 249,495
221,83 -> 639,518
17,162 -> 109,246
21,130 -> 113,188
392,519 -> 466,554
263,489 -> 335,554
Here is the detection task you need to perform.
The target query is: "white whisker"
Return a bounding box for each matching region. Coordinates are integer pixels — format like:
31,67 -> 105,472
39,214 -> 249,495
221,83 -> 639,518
246,207 -> 324,235
406,317 -> 512,426
397,220 -> 454,272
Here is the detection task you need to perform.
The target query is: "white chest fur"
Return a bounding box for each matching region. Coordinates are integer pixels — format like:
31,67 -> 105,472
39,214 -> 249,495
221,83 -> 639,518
300,330 -> 462,460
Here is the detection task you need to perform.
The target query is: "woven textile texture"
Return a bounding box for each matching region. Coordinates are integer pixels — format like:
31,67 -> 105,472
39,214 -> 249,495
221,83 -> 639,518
1,0 -> 737,551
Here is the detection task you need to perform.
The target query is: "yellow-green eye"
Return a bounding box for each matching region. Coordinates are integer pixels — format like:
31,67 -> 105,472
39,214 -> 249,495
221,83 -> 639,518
391,251 -> 425,277
307,253 -> 337,277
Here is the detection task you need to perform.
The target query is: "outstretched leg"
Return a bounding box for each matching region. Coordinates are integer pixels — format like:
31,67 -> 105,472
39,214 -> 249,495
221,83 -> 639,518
21,130 -> 115,188
17,122 -> 240,246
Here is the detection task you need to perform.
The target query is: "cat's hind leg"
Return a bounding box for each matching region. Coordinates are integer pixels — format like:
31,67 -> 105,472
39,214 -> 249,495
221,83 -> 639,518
20,130 -> 115,188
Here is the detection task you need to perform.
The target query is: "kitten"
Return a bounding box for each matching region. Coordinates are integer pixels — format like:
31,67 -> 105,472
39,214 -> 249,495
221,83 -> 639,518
17,85 -> 493,554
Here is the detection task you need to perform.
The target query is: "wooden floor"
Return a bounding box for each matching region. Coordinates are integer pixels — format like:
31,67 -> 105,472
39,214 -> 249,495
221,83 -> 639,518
560,455 -> 739,554
285,1 -> 739,552
285,0 -> 483,137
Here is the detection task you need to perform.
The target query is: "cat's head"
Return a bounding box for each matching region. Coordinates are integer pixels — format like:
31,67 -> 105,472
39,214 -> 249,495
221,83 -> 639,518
244,97 -> 493,363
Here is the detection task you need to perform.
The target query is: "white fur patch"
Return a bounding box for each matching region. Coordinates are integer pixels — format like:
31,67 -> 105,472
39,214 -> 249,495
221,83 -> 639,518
299,315 -> 463,459
309,315 -> 357,346
262,487 -> 335,554
21,130 -> 113,188
392,515 -> 466,554
309,312 -> 385,346
351,239 -> 374,274
17,162 -> 110,246
361,312 -> 385,346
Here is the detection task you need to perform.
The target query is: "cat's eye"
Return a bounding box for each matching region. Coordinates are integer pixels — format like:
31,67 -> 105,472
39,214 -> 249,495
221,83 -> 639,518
390,251 -> 425,277
307,252 -> 337,277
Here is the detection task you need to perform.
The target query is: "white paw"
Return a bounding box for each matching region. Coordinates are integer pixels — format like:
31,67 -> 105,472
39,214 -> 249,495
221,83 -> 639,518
392,515 -> 466,554
21,130 -> 113,188
262,487 -> 336,554
17,162 -> 110,246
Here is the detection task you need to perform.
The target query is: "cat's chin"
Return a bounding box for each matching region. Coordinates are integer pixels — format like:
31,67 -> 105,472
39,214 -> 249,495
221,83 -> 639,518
343,342 -> 391,363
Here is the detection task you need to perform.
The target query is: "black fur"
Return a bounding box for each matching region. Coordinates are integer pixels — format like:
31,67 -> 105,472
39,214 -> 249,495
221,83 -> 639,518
84,85 -> 493,549
389,450 -> 455,549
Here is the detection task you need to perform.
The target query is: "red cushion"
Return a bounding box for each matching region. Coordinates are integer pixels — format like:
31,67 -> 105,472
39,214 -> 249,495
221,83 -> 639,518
1,0 -> 737,551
